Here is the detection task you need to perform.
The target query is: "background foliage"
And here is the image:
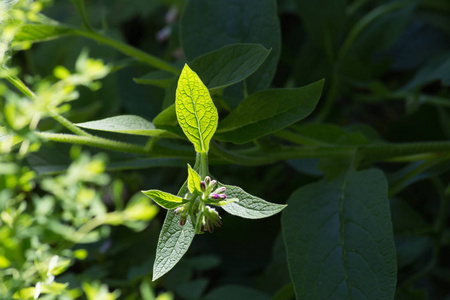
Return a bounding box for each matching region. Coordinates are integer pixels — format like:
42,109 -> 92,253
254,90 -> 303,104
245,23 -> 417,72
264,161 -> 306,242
1,0 -> 450,299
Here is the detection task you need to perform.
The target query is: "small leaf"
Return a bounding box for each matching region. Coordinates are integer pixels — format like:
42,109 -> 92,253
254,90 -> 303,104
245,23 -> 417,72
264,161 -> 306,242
282,169 -> 397,299
187,164 -> 202,194
153,211 -> 195,281
176,64 -> 218,153
216,80 -> 324,144
218,183 -> 286,219
76,115 -> 170,137
141,190 -> 186,210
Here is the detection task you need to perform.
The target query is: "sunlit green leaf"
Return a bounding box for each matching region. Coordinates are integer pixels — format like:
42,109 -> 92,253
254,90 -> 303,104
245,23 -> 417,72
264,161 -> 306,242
76,115 -> 171,137
187,164 -> 202,194
141,190 -> 186,210
176,64 -> 218,153
219,183 -> 286,219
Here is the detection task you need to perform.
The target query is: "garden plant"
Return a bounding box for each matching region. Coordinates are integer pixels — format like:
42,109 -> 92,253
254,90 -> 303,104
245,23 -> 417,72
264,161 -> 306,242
1,0 -> 450,300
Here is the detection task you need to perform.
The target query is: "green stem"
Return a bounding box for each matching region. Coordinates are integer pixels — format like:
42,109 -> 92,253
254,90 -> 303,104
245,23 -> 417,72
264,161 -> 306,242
72,29 -> 179,74
200,151 -> 209,179
273,130 -> 330,146
3,67 -> 36,98
50,111 -> 92,136
35,132 -> 149,155
211,141 -> 450,166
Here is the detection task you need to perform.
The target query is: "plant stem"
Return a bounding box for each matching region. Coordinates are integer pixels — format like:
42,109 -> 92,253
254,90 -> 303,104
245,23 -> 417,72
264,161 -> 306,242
72,29 -> 179,74
200,151 -> 208,179
50,111 -> 93,137
211,141 -> 450,166
35,132 -> 149,155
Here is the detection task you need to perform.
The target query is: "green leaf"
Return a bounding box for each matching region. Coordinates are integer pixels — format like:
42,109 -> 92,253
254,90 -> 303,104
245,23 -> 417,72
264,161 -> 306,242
218,183 -> 286,219
13,24 -> 72,48
152,210 -> 195,281
141,190 -> 186,210
189,43 -> 270,91
216,80 -> 324,144
176,64 -> 218,153
282,169 -> 397,299
204,285 -> 270,300
187,164 -> 202,194
153,104 -> 179,129
180,0 -> 281,93
134,70 -> 175,88
76,115 -> 170,137
403,54 -> 450,90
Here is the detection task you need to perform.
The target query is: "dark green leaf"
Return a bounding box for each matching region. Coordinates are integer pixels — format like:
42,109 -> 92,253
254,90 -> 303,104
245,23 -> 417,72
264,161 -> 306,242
282,169 -> 396,299
204,285 -> 270,300
215,80 -> 324,144
176,278 -> 209,300
403,54 -> 450,90
180,0 -> 281,93
190,43 -> 270,90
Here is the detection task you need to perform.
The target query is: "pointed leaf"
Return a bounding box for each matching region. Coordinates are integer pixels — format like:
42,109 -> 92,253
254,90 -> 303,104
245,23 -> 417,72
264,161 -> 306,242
176,64 -> 218,153
218,183 -> 286,219
76,115 -> 170,137
282,169 -> 397,299
180,0 -> 281,93
216,80 -> 324,144
152,210 -> 195,281
187,164 -> 202,194
141,190 -> 186,210
189,43 -> 270,90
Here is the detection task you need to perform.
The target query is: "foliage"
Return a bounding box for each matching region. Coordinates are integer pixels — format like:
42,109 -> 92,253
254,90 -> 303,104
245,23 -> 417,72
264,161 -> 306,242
1,0 -> 450,299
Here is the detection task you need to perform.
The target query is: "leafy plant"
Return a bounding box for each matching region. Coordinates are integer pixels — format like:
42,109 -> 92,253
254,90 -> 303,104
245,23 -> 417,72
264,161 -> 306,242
1,0 -> 450,299
142,64 -> 286,280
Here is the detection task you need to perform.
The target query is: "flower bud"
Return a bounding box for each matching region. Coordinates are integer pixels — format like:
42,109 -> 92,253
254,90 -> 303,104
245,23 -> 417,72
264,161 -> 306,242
200,181 -> 206,191
210,180 -> 217,187
179,214 -> 187,226
174,206 -> 184,215
204,176 -> 211,185
213,187 -> 226,194
209,193 -> 221,200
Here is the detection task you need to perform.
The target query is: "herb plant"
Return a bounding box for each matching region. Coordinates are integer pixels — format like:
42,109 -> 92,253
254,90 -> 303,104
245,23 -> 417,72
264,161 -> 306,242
142,64 -> 286,280
1,0 -> 450,299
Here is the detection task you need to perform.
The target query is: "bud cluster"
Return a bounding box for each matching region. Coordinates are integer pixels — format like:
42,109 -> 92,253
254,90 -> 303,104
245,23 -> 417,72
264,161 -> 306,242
174,176 -> 229,233
201,176 -> 227,201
